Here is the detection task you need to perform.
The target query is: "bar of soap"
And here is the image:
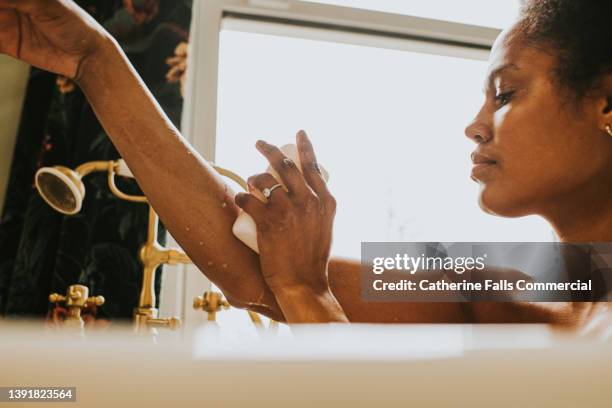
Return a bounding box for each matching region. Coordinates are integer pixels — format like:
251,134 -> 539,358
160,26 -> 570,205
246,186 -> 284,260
232,144 -> 329,253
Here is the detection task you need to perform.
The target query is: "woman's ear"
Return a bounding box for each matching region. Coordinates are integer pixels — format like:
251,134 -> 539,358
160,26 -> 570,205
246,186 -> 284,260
596,73 -> 612,132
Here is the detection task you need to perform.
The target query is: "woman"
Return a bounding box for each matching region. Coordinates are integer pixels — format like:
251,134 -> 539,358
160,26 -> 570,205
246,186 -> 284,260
0,0 -> 610,325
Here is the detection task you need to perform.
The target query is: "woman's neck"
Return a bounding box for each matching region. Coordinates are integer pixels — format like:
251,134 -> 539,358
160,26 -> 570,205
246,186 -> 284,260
543,184 -> 612,242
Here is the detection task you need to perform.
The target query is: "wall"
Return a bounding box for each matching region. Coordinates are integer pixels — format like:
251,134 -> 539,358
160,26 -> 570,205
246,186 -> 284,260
0,55 -> 29,207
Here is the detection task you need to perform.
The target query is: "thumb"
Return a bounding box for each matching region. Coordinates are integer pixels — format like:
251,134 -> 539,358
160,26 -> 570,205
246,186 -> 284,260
0,0 -> 53,13
235,192 -> 267,224
0,9 -> 19,57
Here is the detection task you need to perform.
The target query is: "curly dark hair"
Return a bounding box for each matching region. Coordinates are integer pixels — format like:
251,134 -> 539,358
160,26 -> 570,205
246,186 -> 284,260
516,0 -> 612,101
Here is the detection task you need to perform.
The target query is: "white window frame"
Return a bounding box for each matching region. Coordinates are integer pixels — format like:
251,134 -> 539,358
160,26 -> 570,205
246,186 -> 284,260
160,0 -> 502,328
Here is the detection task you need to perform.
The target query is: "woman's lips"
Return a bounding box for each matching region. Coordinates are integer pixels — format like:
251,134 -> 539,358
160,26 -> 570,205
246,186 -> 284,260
471,162 -> 497,179
470,152 -> 498,180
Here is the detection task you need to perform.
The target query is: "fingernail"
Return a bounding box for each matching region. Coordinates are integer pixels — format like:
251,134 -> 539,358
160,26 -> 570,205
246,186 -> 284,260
234,193 -> 245,206
256,140 -> 267,149
297,130 -> 308,143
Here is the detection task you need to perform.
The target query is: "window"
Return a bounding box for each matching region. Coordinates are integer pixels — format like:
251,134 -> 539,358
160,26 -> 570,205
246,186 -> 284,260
215,23 -> 552,260
305,0 -> 522,29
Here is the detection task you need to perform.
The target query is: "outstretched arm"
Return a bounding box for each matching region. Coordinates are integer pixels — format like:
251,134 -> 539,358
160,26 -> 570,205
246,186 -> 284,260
78,36 -> 285,317
0,0 -> 281,318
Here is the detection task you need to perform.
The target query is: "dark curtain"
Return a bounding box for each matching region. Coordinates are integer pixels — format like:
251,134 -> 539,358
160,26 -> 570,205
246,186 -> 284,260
0,0 -> 192,321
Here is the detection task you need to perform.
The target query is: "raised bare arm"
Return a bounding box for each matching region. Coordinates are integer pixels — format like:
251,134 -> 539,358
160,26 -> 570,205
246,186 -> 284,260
0,0 -> 286,318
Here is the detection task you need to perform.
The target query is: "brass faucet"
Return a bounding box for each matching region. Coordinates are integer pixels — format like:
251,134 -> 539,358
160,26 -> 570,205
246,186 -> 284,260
49,284 -> 105,331
193,291 -> 231,322
36,159 -> 269,334
35,159 -> 183,335
193,291 -> 270,330
133,205 -> 186,334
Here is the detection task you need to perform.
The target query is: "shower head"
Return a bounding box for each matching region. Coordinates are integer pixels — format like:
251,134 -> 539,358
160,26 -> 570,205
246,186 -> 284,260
35,165 -> 85,215
35,160 -> 142,215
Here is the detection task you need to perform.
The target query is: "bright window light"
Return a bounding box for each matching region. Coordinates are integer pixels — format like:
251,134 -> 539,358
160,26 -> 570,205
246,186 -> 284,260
305,0 -> 522,29
214,26 -> 552,260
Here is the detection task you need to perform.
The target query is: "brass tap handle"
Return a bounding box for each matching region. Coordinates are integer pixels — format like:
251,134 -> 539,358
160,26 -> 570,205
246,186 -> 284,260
49,293 -> 66,303
86,295 -> 106,307
165,249 -> 192,265
193,291 -> 230,322
48,284 -> 105,329
65,285 -> 88,307
49,285 -> 100,308
147,317 -> 181,330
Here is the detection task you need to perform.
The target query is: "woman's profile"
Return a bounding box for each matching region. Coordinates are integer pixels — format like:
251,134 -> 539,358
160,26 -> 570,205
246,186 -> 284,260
0,0 -> 610,328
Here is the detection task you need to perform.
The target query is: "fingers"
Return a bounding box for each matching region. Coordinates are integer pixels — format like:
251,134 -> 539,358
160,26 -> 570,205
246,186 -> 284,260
234,192 -> 267,223
255,140 -> 309,197
0,0 -> 18,9
0,0 -> 78,23
296,130 -> 332,201
247,172 -> 290,205
0,0 -> 46,12
0,10 -> 18,56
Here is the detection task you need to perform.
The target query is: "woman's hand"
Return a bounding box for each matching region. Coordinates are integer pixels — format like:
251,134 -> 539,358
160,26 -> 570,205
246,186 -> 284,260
235,131 -> 348,323
0,0 -> 108,79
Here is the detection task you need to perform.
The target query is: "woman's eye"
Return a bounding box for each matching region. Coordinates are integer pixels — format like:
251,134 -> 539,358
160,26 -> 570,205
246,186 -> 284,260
494,91 -> 515,106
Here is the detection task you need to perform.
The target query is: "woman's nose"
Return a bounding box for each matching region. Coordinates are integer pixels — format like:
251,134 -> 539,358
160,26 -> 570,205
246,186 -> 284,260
464,119 -> 492,144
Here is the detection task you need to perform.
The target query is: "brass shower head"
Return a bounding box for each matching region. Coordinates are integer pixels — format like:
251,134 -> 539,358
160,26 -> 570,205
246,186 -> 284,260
35,158 -> 247,216
35,160 -> 144,215
35,165 -> 88,215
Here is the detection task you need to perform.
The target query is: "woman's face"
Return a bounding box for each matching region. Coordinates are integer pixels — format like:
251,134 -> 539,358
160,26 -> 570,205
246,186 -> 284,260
465,24 -> 612,220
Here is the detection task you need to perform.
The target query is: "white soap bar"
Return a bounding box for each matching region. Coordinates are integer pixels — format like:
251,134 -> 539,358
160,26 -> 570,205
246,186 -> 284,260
232,144 -> 329,253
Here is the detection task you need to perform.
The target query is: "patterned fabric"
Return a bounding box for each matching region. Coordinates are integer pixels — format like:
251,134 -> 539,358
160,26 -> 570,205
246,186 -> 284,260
0,0 -> 192,320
